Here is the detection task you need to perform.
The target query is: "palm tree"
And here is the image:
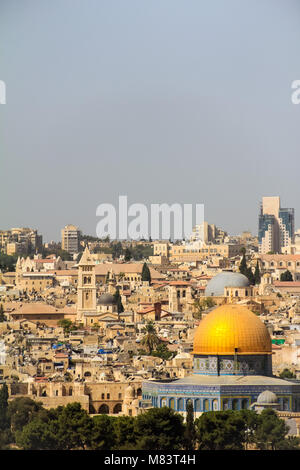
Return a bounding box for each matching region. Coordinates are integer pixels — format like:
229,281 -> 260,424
141,321 -> 160,355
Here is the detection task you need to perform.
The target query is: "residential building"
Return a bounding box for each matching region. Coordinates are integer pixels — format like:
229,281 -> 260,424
61,224 -> 81,254
258,197 -> 294,254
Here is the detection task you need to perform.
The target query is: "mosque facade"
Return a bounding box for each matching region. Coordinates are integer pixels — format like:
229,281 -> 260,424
141,304 -> 300,415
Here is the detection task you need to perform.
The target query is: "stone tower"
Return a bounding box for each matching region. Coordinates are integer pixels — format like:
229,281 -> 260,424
77,246 -> 97,322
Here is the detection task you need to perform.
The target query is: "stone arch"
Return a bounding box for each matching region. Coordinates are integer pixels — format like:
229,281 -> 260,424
113,403 -> 122,414
62,386 -> 67,396
39,386 -> 47,397
136,387 -> 142,397
98,404 -> 109,414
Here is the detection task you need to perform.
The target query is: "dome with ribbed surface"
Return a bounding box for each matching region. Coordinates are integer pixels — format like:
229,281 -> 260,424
257,390 -> 278,404
205,271 -> 250,297
97,293 -> 116,305
193,304 -> 272,355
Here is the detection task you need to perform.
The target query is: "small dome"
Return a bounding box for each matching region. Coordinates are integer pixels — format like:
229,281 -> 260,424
205,271 -> 250,297
257,390 -> 278,404
98,293 -> 116,305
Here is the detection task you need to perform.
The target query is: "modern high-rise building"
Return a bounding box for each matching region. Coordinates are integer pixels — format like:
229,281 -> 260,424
258,196 -> 294,254
61,224 -> 81,254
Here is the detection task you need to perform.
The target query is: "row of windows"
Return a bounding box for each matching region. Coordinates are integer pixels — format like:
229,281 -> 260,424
262,261 -> 300,267
144,396 -> 293,412
143,396 -> 250,412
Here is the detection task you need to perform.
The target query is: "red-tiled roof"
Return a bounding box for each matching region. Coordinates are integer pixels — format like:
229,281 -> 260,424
274,282 -> 300,287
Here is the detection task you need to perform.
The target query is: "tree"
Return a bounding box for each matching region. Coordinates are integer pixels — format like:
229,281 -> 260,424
141,262 -> 151,283
124,248 -> 132,262
141,321 -> 160,355
254,408 -> 290,450
202,297 -> 216,309
280,270 -> 293,281
8,397 -> 44,434
112,416 -> 136,450
246,267 -> 255,286
0,383 -> 9,431
196,410 -> 247,450
183,401 -> 196,451
193,299 -> 204,320
111,242 -> 123,260
15,416 -> 59,450
0,304 -> 6,322
53,403 -> 93,450
279,368 -> 296,379
89,414 -> 116,450
57,319 -> 73,334
0,254 -> 18,273
134,407 -> 185,450
113,287 -> 124,315
151,343 -> 173,360
254,261 -> 261,285
238,409 -> 259,450
275,435 -> 300,450
239,253 -> 247,276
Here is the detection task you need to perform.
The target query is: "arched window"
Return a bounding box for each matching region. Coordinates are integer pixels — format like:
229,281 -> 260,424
223,399 -> 229,410
195,399 -> 201,411
204,399 -> 209,411
169,398 -> 175,409
101,393 -> 105,399
283,398 -> 289,411
232,399 -> 239,410
213,399 -> 218,411
177,398 -> 184,411
235,291 -> 239,297
241,399 -> 248,409
161,397 -> 167,407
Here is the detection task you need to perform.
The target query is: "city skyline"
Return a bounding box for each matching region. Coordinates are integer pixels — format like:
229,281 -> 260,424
1,0 -> 300,241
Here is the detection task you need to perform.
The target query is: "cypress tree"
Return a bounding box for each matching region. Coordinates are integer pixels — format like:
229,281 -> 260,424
246,267 -> 255,286
0,304 -> 5,322
114,288 -> 124,314
142,263 -> 151,283
239,253 -> 247,276
0,383 -> 9,431
254,261 -> 261,285
184,401 -> 196,451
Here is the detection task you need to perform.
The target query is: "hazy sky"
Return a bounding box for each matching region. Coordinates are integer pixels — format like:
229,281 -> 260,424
1,0 -> 300,241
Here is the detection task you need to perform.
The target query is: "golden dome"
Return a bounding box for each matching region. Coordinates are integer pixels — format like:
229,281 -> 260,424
193,304 -> 272,355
